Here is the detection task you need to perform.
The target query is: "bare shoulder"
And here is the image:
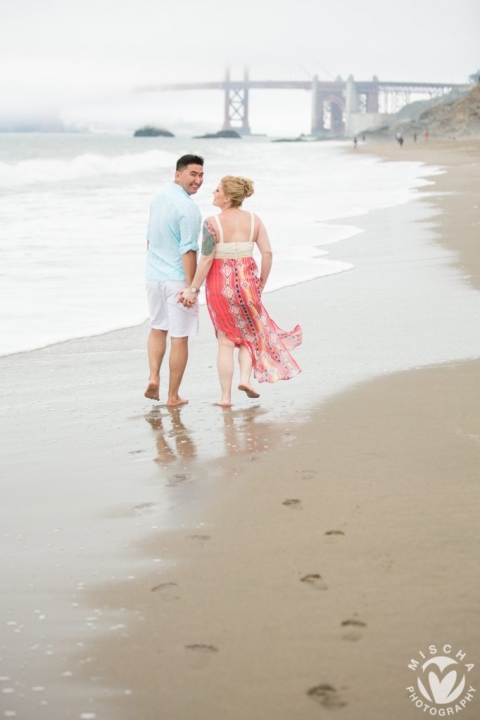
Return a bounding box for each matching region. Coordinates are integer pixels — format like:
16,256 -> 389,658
252,213 -> 266,237
203,216 -> 217,231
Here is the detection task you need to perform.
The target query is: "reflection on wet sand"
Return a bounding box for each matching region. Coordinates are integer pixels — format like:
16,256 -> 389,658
217,405 -> 269,457
145,404 -> 271,468
145,406 -> 197,465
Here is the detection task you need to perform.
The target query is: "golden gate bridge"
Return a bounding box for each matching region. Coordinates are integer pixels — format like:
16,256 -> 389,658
137,68 -> 468,137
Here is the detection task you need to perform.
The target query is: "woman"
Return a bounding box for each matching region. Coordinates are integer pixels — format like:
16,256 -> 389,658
180,176 -> 302,407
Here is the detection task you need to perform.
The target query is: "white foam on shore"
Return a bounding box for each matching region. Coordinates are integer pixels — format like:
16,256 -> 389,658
0,135 -> 441,356
0,149 -> 176,187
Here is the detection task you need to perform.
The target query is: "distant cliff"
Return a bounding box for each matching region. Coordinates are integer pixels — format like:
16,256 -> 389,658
368,83 -> 480,138
418,83 -> 480,137
0,109 -> 64,132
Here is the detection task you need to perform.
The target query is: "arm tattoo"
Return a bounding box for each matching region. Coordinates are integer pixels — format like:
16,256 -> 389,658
201,220 -> 217,256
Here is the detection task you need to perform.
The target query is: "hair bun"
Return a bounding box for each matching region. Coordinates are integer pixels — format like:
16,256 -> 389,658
220,175 -> 255,206
242,178 -> 254,198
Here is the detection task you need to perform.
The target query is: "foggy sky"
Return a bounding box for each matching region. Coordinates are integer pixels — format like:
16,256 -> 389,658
1,0 -> 479,133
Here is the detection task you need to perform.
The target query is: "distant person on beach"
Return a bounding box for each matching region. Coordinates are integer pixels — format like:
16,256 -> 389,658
353,136 -> 358,149
179,176 -> 302,407
144,154 -> 204,405
424,129 -> 429,141
413,131 -> 418,142
396,132 -> 404,147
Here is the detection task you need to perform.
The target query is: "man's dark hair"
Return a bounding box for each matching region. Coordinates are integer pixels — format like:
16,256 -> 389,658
176,154 -> 204,171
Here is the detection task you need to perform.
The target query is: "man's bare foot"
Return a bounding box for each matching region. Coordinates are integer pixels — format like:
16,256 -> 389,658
166,397 -> 188,407
238,384 -> 260,399
214,401 -> 232,408
145,382 -> 160,401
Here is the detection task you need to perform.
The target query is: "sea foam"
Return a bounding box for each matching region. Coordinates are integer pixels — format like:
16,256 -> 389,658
0,149 -> 176,187
0,135 -> 440,356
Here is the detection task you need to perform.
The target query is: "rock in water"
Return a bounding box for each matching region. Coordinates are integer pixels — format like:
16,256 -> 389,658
193,129 -> 242,139
134,125 -> 175,137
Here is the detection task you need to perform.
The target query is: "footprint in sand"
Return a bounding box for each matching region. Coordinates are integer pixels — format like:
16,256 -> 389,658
133,502 -> 157,515
188,534 -> 211,541
325,529 -> 345,544
300,573 -> 328,591
184,644 -> 219,668
282,499 -> 302,509
298,469 -> 316,480
129,449 -> 146,455
166,473 -> 191,486
307,683 -> 348,709
341,618 -> 367,642
150,582 -> 180,601
378,553 -> 393,573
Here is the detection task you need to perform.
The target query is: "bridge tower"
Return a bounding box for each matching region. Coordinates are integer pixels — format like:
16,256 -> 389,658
222,68 -> 251,135
311,75 -> 345,136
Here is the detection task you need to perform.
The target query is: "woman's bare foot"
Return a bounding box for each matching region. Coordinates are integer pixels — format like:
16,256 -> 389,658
145,381 -> 160,401
238,384 -> 260,399
166,396 -> 188,407
214,401 -> 232,408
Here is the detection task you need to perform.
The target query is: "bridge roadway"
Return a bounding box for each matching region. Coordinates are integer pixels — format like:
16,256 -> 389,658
138,79 -> 464,93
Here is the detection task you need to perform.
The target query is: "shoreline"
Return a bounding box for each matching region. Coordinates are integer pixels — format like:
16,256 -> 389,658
0,137 -> 436,360
1,138 -> 480,719
354,137 -> 480,291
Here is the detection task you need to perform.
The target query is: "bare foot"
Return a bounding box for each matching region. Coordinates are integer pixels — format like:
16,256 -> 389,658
214,401 -> 232,408
144,382 -> 159,401
166,397 -> 188,407
238,384 -> 260,399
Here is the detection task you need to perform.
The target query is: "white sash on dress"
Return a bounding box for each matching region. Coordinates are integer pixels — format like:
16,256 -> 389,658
213,213 -> 254,259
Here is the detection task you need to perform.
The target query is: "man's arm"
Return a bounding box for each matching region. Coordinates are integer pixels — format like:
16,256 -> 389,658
181,249 -> 197,286
178,205 -> 200,279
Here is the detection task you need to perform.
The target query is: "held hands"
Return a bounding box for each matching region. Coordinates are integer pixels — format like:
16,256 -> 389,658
178,289 -> 197,307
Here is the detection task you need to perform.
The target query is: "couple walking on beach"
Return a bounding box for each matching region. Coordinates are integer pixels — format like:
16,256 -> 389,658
144,154 -> 302,407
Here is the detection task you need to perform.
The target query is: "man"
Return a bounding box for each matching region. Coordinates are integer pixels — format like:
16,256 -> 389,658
144,154 -> 204,406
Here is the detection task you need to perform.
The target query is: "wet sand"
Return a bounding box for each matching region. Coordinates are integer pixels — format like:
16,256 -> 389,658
356,137 -> 480,290
1,138 -> 480,719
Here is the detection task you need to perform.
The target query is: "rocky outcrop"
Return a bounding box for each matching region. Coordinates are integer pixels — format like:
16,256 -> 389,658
366,83 -> 480,139
419,83 -> 480,137
272,135 -> 308,143
134,125 -> 174,137
193,129 -> 241,139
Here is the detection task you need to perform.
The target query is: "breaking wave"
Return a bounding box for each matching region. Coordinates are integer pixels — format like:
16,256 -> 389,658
0,149 -> 176,187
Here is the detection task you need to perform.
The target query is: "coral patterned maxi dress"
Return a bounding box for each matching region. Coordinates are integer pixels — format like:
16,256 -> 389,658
205,213 -> 302,383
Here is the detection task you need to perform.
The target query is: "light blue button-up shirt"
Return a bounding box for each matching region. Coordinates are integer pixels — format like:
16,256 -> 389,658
146,183 -> 201,282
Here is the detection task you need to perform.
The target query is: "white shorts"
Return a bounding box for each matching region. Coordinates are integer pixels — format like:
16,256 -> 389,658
146,281 -> 199,338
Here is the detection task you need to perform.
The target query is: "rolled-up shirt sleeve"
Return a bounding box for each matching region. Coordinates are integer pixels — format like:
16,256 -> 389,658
178,207 -> 200,255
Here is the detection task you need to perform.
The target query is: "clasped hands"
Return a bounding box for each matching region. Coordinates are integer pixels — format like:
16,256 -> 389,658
178,288 -> 197,308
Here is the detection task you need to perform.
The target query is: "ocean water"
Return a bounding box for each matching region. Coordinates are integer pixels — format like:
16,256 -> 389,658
0,134 -> 438,356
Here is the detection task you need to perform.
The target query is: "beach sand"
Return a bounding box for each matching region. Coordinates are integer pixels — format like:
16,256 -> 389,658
1,138 -> 479,720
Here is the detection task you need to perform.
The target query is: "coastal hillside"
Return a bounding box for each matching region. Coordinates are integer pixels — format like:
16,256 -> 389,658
418,82 -> 480,136
370,82 -> 480,138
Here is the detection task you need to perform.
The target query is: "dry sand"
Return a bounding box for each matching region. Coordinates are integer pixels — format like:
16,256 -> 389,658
1,138 -> 479,720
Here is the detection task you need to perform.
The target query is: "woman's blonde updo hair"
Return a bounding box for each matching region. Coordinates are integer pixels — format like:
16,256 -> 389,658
221,176 -> 254,208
